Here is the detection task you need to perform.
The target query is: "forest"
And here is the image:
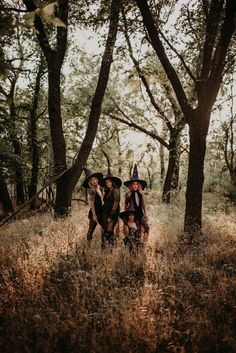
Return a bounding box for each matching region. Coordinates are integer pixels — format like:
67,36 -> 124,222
0,0 -> 236,352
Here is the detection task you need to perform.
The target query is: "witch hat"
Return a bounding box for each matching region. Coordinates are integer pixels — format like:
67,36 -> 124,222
82,168 -> 103,188
99,165 -> 122,188
119,204 -> 137,221
124,164 -> 147,189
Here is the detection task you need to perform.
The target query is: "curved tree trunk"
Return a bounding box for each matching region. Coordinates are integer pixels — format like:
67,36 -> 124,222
9,79 -> 25,205
28,58 -> 44,209
162,129 -> 180,203
54,0 -> 122,216
0,170 -> 14,216
184,111 -> 210,232
159,144 -> 165,182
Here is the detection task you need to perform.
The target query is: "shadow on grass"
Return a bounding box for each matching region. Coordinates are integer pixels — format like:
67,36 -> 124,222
0,227 -> 152,353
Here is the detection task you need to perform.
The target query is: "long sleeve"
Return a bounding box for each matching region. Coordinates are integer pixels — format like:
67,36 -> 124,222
88,188 -> 96,216
111,188 -> 120,214
124,191 -> 131,210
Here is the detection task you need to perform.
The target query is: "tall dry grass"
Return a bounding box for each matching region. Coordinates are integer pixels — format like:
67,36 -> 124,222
0,191 -> 235,353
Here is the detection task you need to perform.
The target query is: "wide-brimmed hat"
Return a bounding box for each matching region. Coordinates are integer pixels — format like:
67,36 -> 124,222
119,207 -> 137,221
82,168 -> 103,188
99,173 -> 122,188
124,164 -> 147,189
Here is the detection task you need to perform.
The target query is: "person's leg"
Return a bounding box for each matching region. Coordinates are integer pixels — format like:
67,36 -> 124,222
86,218 -> 97,244
140,217 -> 150,240
104,217 -> 117,246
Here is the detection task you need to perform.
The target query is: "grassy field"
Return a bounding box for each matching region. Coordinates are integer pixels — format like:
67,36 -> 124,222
0,192 -> 236,353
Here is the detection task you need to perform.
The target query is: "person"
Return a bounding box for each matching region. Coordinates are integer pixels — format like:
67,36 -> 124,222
119,207 -> 143,254
99,170 -> 121,247
124,164 -> 149,239
82,168 -> 104,245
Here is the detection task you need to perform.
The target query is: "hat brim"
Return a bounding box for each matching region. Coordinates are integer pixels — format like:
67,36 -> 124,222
99,176 -> 122,188
119,209 -> 137,221
124,179 -> 147,189
83,173 -> 103,188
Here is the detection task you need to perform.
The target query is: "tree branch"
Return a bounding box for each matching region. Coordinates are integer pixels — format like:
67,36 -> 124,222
56,0 -> 69,66
205,0 -> 236,108
121,6 -> 174,131
23,0 -> 52,61
224,126 -> 232,172
135,0 -> 192,118
159,29 -> 196,83
0,7 -> 27,13
109,114 -> 170,149
0,167 -> 69,227
199,0 -> 224,85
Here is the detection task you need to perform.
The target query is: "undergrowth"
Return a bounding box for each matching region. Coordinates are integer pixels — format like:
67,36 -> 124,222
0,192 -> 235,353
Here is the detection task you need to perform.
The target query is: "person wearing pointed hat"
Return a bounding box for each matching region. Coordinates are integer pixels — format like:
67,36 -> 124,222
119,206 -> 143,253
124,164 -> 149,239
99,167 -> 122,247
82,168 -> 104,244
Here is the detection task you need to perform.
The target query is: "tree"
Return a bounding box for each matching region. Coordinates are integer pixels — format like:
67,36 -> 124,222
135,0 -> 236,233
28,55 -> 46,209
23,0 -> 122,216
0,168 -> 14,216
1,46 -> 26,205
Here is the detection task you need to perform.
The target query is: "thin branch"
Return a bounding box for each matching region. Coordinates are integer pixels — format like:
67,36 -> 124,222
122,6 -> 174,131
199,0 -> 224,85
101,149 -> 111,173
36,107 -> 47,121
224,127 -> 232,172
135,0 -> 192,118
159,29 -> 196,82
205,0 -> 236,108
0,167 -> 69,227
0,7 -> 28,13
109,114 -> 170,149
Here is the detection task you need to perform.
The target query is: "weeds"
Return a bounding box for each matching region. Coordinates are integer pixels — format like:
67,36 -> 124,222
0,193 -> 235,353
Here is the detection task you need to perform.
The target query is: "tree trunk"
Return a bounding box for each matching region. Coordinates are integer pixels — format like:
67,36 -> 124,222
159,143 -> 165,182
0,170 -> 14,215
47,56 -> 68,217
230,169 -> 236,187
184,111 -> 210,233
9,80 -> 25,205
162,129 -> 180,203
28,58 -> 44,209
23,0 -> 69,217
54,0 -> 122,216
117,129 -> 122,177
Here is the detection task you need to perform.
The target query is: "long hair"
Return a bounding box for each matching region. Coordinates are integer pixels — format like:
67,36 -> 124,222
104,180 -> 119,195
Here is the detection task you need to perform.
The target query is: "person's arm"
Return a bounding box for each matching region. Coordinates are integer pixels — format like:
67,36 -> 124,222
110,188 -> 120,215
141,191 -> 148,219
89,188 -> 97,222
124,191 -> 131,210
123,224 -> 129,237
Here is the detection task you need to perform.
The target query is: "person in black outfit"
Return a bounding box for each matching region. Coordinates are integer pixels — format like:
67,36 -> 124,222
99,172 -> 121,247
83,168 -> 104,245
124,164 -> 149,239
119,207 -> 143,254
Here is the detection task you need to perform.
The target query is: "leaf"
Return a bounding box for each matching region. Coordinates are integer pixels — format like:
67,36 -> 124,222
23,11 -> 36,27
43,15 -> 66,28
24,2 -> 66,28
40,2 -> 66,28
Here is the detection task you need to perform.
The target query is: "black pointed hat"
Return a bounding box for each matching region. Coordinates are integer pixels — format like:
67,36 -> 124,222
124,164 -> 147,189
119,205 -> 137,221
99,165 -> 122,188
82,168 -> 103,188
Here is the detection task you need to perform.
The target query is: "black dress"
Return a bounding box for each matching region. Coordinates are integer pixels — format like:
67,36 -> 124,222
88,187 -> 103,226
127,191 -> 144,220
103,187 -> 120,221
